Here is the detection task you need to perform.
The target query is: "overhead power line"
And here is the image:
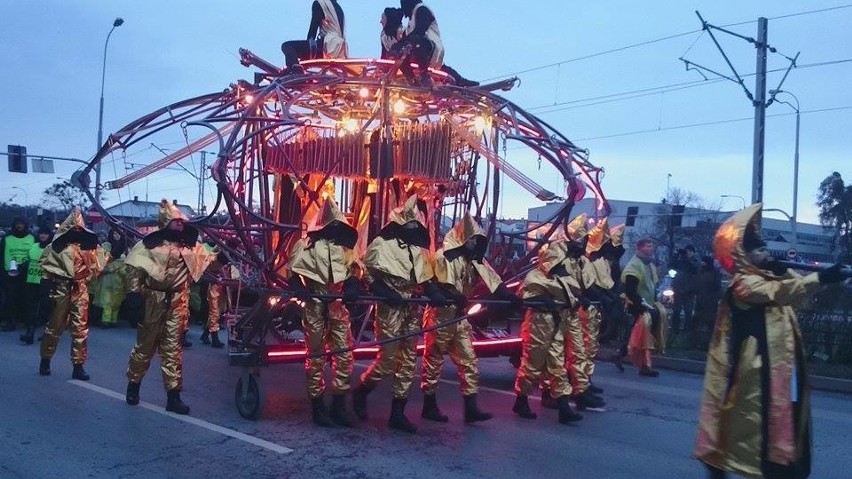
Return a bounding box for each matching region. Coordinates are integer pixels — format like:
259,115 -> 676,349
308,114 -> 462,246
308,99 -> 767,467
482,3 -> 852,81
528,58 -> 852,115
575,105 -> 852,142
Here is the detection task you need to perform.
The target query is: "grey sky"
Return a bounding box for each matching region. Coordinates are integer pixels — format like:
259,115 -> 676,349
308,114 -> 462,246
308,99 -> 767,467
1,0 -> 850,224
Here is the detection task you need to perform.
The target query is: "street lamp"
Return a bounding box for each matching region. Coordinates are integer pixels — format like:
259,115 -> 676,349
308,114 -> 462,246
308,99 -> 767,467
95,17 -> 124,204
11,186 -> 29,205
721,194 -> 746,209
769,89 -> 800,258
764,207 -> 798,251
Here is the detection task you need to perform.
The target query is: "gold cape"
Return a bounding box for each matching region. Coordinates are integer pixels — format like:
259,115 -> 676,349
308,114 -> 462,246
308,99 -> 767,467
694,203 -> 820,477
434,215 -> 502,294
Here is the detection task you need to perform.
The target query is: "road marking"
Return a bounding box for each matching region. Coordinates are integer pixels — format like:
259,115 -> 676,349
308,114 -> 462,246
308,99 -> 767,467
68,380 -> 293,454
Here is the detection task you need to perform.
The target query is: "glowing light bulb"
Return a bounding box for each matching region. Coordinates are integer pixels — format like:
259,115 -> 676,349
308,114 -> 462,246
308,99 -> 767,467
466,303 -> 484,315
244,94 -> 255,104
473,116 -> 489,134
393,98 -> 406,114
359,87 -> 370,98
342,117 -> 359,133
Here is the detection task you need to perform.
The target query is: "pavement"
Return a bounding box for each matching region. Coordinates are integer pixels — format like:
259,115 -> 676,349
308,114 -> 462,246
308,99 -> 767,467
1,325 -> 851,479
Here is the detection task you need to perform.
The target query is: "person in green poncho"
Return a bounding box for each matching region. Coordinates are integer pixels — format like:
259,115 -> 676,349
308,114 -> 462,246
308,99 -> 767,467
20,227 -> 53,344
1,217 -> 35,331
94,228 -> 129,328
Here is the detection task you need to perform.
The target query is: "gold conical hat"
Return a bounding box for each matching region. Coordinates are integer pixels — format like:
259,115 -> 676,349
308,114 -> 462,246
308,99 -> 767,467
308,198 -> 351,233
386,194 -> 426,229
444,213 -> 486,252
158,199 -> 189,229
565,214 -> 589,241
609,224 -> 625,247
586,217 -> 610,253
714,203 -> 762,274
56,207 -> 87,236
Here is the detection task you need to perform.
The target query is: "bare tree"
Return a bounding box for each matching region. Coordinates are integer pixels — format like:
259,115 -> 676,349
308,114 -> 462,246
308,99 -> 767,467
42,181 -> 90,214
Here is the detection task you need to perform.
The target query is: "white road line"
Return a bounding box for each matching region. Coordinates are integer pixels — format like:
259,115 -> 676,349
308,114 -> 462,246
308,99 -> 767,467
68,380 -> 293,454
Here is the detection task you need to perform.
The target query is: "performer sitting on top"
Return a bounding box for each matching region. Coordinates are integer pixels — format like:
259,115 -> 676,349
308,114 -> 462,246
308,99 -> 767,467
287,198 -> 361,428
38,208 -> 108,379
124,200 -> 219,415
281,0 -> 348,73
386,1 -> 479,87
420,213 -> 519,424
352,194 -> 449,433
512,237 -> 584,424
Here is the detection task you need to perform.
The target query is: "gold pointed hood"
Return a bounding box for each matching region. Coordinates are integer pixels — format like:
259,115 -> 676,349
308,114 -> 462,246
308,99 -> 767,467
51,207 -> 98,251
306,198 -> 358,249
386,194 -> 427,228
158,199 -> 189,229
538,239 -> 568,274
586,217 -> 610,254
142,199 -> 198,248
380,194 -> 430,247
443,214 -> 487,259
565,214 -> 589,242
609,224 -> 625,247
713,203 -> 763,274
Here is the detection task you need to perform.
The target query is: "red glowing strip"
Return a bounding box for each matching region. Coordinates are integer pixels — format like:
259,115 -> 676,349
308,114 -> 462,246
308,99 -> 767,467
299,58 -> 451,78
471,337 -> 522,347
265,338 -> 519,358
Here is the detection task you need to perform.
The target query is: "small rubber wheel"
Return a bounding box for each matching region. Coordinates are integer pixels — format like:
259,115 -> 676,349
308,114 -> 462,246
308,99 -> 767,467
235,373 -> 264,420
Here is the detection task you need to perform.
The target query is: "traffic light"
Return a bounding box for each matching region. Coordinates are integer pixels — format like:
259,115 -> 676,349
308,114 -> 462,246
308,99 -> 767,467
7,145 -> 27,173
671,204 -> 685,227
625,206 -> 639,226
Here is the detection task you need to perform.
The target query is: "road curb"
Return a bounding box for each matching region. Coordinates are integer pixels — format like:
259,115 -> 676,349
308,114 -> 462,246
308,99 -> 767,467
599,348 -> 852,395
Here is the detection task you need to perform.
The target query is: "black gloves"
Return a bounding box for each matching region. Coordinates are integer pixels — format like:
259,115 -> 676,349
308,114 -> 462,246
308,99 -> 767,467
450,291 -> 468,309
767,261 -> 789,276
288,275 -> 312,301
371,277 -> 404,307
526,295 -> 560,312
818,263 -> 846,284
343,277 -> 362,304
577,296 -> 592,309
494,284 -> 522,309
424,281 -> 451,307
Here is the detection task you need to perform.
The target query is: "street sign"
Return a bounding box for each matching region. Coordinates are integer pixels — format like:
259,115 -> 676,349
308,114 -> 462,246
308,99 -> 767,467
786,248 -> 797,260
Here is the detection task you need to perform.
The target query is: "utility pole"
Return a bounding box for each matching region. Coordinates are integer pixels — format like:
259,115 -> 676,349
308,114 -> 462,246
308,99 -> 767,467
751,18 -> 768,204
682,12 -> 798,208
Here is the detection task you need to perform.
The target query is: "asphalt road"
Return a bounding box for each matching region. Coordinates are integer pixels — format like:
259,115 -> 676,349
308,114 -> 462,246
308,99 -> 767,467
1,325 -> 851,479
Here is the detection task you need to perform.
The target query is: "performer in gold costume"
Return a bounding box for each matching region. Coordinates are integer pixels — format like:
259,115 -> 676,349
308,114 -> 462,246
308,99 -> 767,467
38,208 -> 108,380
288,199 -> 361,427
420,214 -> 518,424
579,218 -> 621,398
622,237 -> 668,377
541,215 -> 605,411
124,200 -> 217,415
512,235 -> 584,424
694,203 -> 844,479
352,194 -> 449,433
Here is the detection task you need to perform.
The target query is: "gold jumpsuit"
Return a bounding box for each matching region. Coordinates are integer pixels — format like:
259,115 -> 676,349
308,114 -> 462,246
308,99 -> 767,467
421,215 -> 503,397
39,209 -> 108,365
560,256 -> 592,395
514,241 -> 578,400
360,197 -> 434,399
288,200 -> 360,400
125,208 -> 214,391
579,219 -> 614,380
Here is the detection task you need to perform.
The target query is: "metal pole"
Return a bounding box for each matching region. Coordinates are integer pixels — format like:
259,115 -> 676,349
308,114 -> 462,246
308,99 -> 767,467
792,108 -> 800,250
751,17 -> 768,205
199,151 -> 207,213
95,18 -> 123,204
